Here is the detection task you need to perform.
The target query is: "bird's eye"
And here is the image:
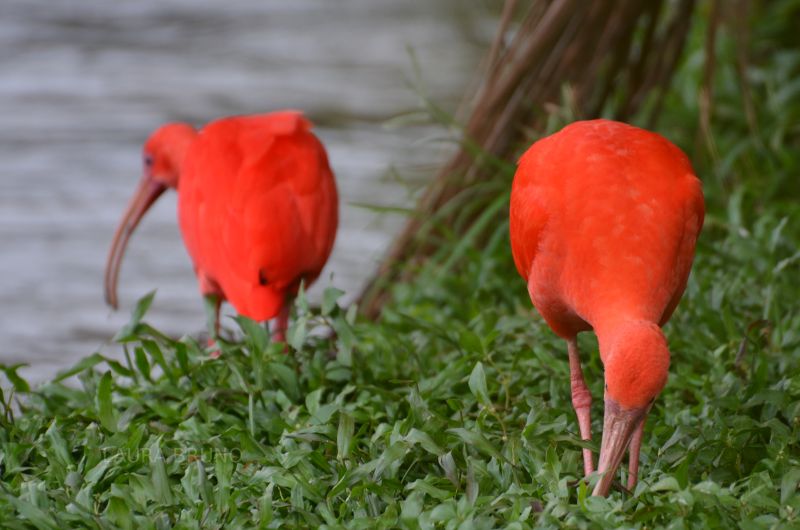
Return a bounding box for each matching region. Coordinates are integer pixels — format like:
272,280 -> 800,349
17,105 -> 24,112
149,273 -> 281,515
143,155 -> 154,168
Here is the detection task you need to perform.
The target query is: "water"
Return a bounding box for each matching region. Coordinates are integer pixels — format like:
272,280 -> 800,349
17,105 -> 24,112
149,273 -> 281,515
0,0 -> 485,384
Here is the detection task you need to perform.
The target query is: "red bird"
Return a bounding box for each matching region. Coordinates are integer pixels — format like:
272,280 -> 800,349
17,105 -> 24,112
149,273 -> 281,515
105,111 -> 338,343
509,120 -> 704,496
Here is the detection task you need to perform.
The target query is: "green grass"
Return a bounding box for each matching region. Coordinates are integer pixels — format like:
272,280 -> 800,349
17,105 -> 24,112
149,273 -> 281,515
2,4 -> 800,528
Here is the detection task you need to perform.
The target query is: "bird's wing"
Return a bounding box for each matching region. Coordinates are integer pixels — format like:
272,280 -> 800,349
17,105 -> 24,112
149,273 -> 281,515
181,111 -> 337,319
229,112 -> 337,284
509,138 -> 556,282
658,173 -> 705,325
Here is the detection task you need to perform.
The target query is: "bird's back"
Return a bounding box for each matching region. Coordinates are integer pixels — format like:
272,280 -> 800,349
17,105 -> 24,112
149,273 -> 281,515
510,120 -> 704,337
178,111 -> 338,321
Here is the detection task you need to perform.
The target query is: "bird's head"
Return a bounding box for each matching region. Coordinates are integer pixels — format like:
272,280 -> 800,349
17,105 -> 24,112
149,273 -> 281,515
104,123 -> 196,309
141,123 -> 196,189
594,320 -> 670,496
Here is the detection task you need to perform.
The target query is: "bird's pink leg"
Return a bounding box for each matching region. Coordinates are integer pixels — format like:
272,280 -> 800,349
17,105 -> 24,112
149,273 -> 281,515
567,337 -> 594,475
626,413 -> 647,491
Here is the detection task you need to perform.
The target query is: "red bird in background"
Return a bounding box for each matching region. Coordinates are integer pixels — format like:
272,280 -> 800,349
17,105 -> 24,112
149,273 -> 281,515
105,111 -> 338,343
509,120 -> 704,496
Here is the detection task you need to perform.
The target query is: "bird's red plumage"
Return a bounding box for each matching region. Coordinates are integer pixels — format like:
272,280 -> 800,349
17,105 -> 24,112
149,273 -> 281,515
510,120 -> 704,341
178,111 -> 338,321
509,120 -> 704,492
510,119 -> 705,412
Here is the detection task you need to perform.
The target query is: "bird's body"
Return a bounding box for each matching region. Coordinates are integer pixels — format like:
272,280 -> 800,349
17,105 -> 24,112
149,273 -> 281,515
178,112 -> 338,321
509,120 -> 704,495
105,111 -> 338,341
512,119 -> 703,342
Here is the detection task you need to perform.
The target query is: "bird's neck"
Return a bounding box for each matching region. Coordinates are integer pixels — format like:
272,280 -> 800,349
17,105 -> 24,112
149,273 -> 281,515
595,318 -> 671,408
594,318 -> 666,365
168,127 -> 197,180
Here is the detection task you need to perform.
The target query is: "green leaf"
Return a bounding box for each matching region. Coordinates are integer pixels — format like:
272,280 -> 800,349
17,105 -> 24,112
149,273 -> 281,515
197,460 -> 212,505
53,353 -> 106,382
459,329 -> 483,354
406,479 -> 451,501
405,428 -> 443,456
134,347 -> 151,381
131,290 -> 156,325
114,290 -> 156,341
468,361 -> 490,406
268,362 -> 299,401
104,496 -> 132,528
583,495 -> 611,513
322,287 -> 345,316
438,452 -> 458,487
258,484 -> 275,526
333,316 -> 355,367
295,282 -> 309,314
174,341 -> 190,376
780,467 -> 800,504
148,438 -> 173,505
373,442 -> 409,480
45,420 -> 72,468
236,315 -> 269,354
337,413 -> 355,460
447,428 -> 502,460
96,371 -> 116,432
84,457 -> 113,489
466,459 -> 478,505
2,495 -> 59,530
0,363 -> 31,393
142,339 -> 175,384
215,452 -> 234,509
400,491 -> 425,522
287,315 -> 307,351
651,476 -> 681,492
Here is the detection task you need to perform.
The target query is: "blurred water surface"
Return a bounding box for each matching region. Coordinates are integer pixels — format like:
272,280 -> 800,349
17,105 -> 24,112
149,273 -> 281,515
0,0 -> 484,383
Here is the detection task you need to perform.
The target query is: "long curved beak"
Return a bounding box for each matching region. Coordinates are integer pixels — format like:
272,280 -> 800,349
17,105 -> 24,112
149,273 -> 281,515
592,398 -> 648,496
104,177 -> 167,309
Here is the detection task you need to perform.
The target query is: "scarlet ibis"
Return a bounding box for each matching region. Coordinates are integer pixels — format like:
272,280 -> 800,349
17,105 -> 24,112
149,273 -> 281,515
509,120 -> 704,496
104,111 -> 338,343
